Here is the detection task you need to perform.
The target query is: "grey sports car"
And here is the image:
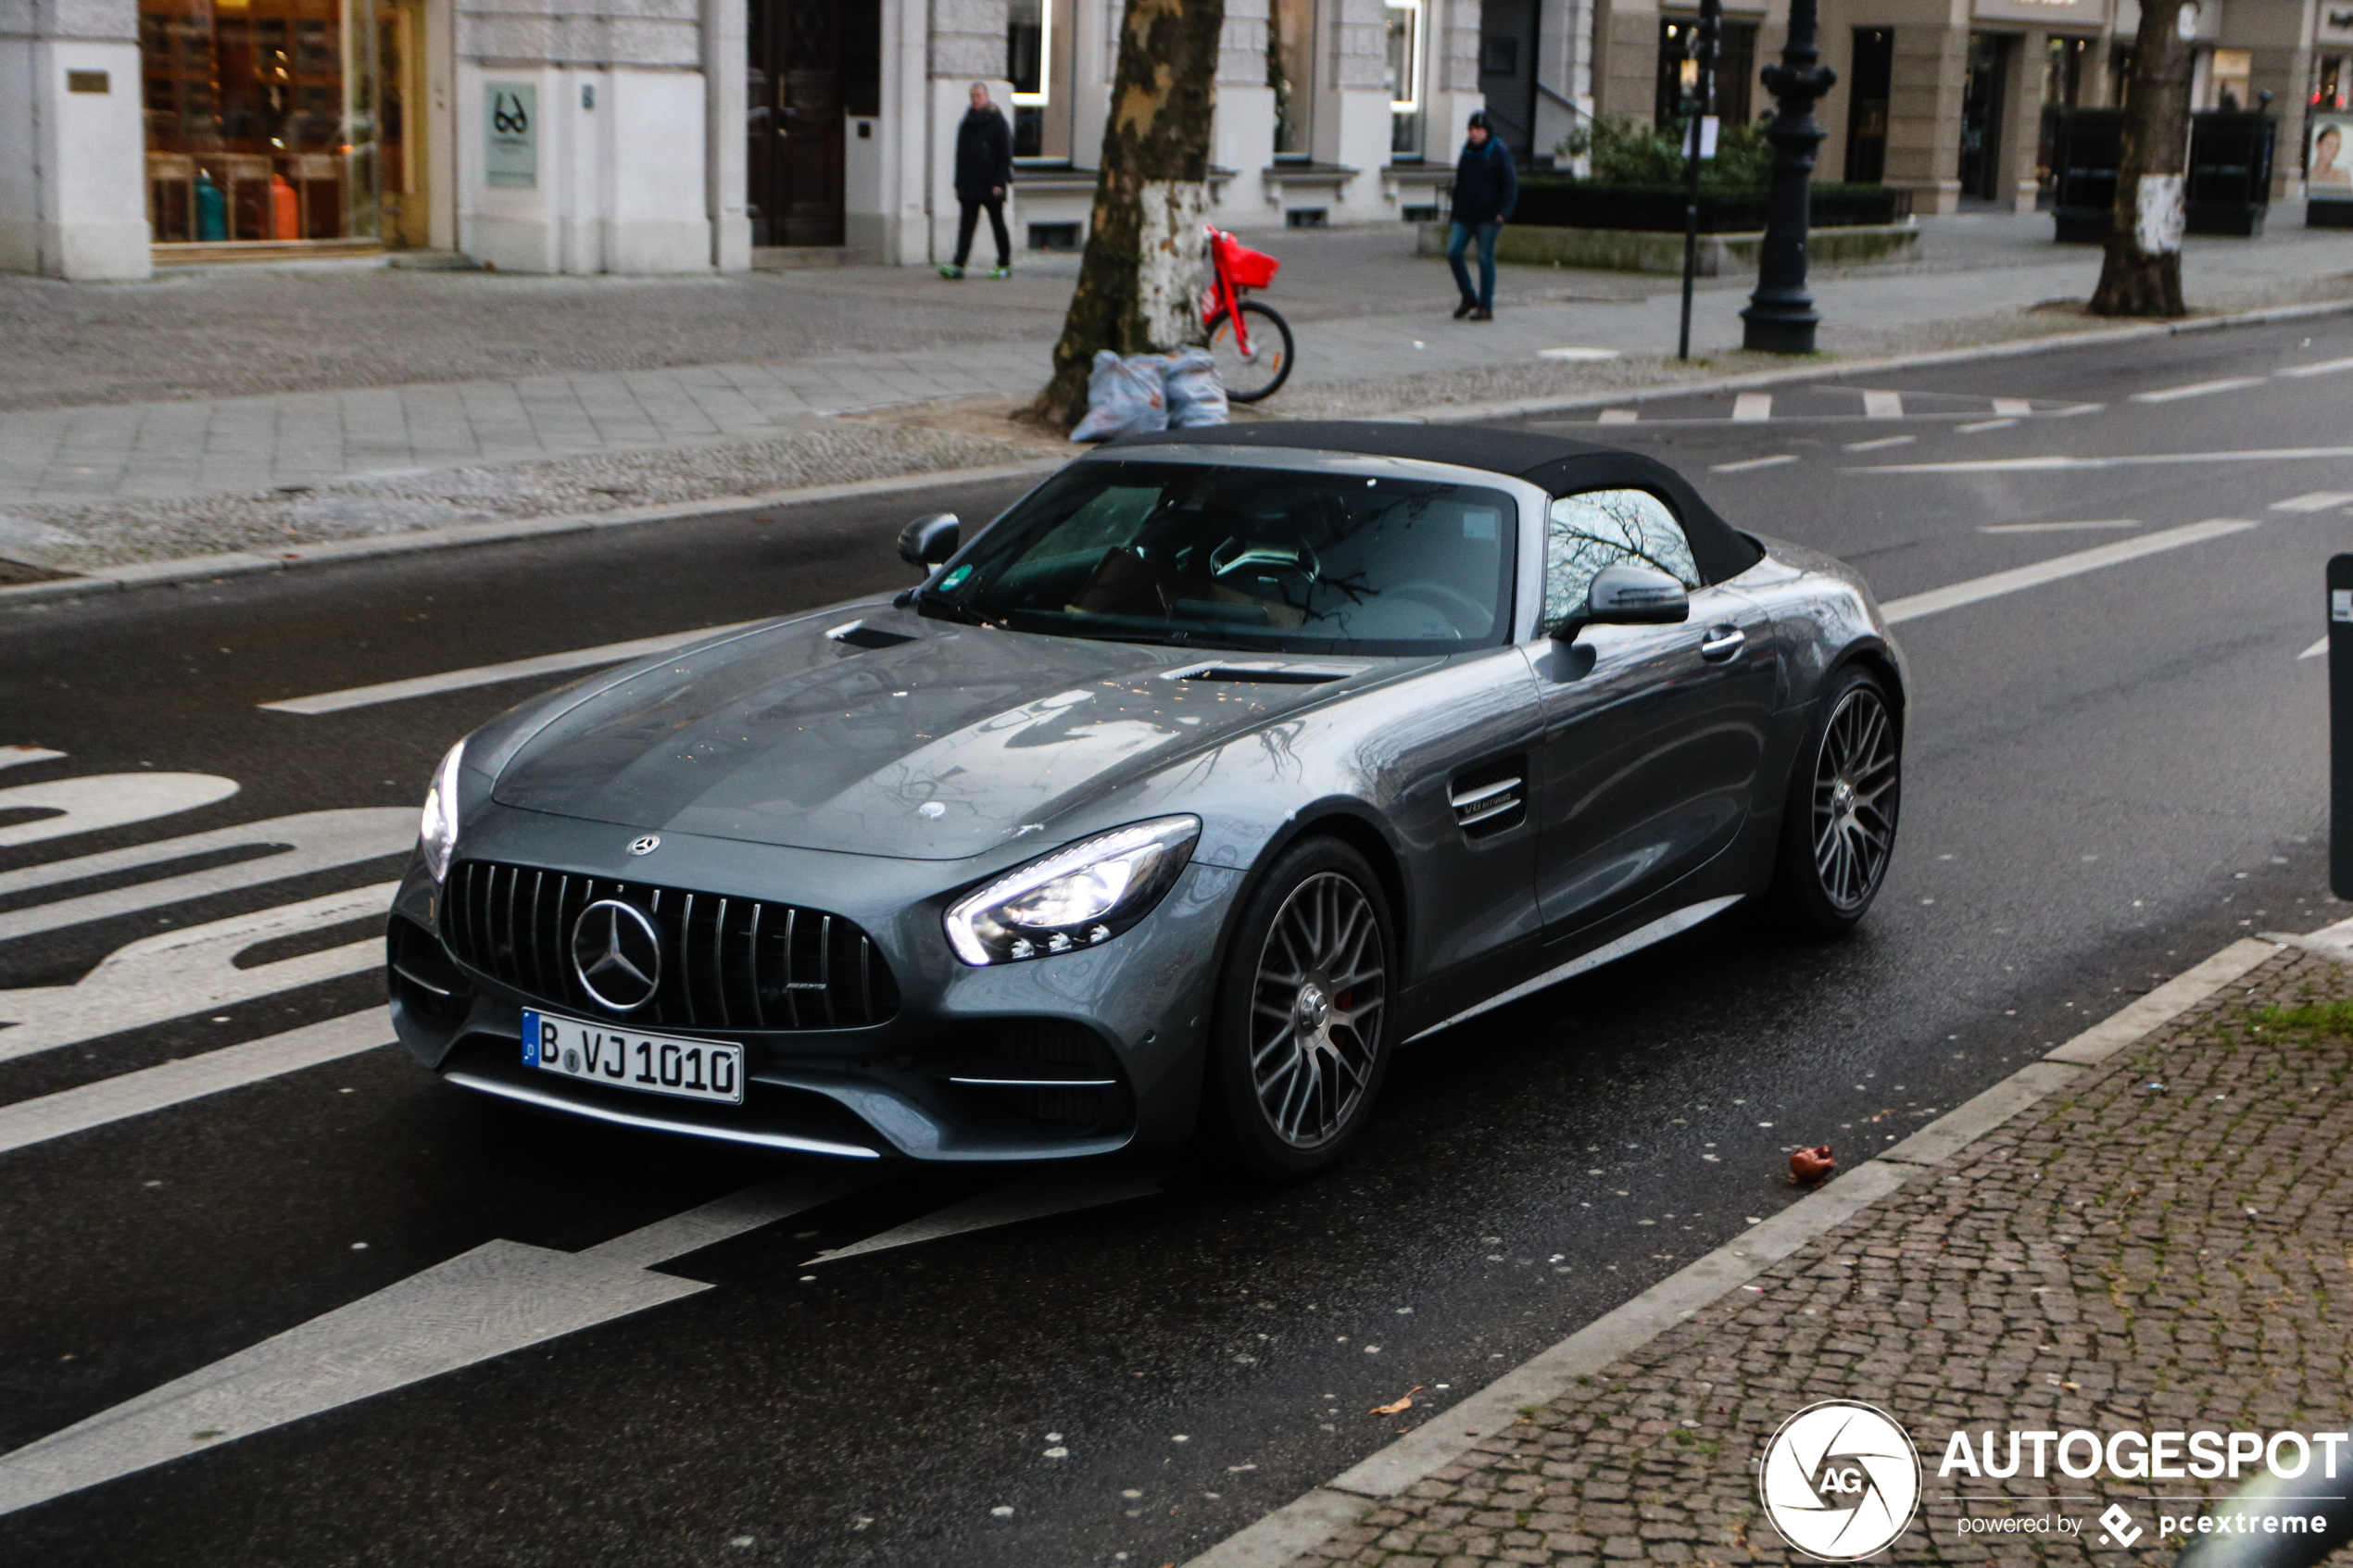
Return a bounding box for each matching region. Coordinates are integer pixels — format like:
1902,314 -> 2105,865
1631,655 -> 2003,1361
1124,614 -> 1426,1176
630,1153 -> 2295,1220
386,423 -> 1905,1178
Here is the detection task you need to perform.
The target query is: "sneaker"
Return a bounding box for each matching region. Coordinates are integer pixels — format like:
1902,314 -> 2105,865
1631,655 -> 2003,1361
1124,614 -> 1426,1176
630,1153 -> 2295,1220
1469,307 -> 1493,321
1453,298 -> 1477,320
988,265 -> 1012,279
938,264 -> 965,279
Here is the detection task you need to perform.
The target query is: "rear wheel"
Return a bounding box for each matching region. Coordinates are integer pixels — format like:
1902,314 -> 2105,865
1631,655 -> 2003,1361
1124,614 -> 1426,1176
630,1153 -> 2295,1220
1206,837 -> 1392,1179
1206,300 -> 1294,404
1773,666 -> 1901,935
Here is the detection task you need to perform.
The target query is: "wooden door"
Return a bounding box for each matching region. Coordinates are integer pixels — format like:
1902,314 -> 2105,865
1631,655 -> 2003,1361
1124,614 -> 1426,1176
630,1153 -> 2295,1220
749,0 -> 844,245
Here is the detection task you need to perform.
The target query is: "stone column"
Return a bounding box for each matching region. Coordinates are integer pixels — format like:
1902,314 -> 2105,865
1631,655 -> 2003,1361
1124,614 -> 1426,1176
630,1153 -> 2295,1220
0,0 -> 150,279
1883,12 -> 1966,213
2001,27 -> 2046,210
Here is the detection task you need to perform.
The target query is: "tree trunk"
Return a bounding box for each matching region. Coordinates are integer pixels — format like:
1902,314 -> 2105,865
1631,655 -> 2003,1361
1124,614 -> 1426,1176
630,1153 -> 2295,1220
1036,0 -> 1228,429
2090,0 -> 2192,317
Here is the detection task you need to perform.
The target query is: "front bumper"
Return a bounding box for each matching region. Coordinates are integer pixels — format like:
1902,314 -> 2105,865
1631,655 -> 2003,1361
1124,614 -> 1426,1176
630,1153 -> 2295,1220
387,804 -> 1241,1161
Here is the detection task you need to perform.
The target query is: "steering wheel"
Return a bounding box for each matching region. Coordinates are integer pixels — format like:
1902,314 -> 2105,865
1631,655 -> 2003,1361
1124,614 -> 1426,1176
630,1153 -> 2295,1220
1211,536 -> 1321,591
1390,582 -> 1491,636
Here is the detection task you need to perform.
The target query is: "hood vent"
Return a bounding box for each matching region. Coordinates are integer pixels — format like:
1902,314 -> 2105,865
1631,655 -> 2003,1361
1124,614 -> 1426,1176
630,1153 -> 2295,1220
825,620 -> 918,650
1166,663 -> 1350,685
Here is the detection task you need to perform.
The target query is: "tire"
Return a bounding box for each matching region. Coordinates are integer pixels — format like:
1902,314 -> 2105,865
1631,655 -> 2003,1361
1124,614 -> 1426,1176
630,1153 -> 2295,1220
1205,837 -> 1394,1180
1772,665 -> 1902,935
1206,300 -> 1295,404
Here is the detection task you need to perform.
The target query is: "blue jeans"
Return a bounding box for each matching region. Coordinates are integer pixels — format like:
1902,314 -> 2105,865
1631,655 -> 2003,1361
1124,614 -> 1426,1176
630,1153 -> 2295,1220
1447,220 -> 1500,310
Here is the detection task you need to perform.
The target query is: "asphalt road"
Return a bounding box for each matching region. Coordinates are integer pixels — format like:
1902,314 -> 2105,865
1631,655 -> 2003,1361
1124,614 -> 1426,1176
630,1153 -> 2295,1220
2,314 -> 2348,1568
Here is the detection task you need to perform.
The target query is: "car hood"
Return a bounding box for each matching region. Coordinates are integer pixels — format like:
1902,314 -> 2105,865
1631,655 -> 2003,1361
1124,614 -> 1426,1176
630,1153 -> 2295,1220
491,607 -> 1390,860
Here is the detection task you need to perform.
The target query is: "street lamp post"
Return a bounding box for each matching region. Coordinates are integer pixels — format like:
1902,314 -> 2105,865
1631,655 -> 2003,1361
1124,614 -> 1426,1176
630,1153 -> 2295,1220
1676,0 -> 1721,361
1740,0 -> 1837,353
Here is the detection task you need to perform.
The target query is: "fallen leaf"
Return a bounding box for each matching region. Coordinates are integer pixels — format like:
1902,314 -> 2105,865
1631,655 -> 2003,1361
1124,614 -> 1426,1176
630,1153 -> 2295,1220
1369,1385 -> 1425,1416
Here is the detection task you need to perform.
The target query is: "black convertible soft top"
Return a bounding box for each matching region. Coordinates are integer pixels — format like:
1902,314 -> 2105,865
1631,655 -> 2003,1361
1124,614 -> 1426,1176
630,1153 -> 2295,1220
1104,421 -> 1763,583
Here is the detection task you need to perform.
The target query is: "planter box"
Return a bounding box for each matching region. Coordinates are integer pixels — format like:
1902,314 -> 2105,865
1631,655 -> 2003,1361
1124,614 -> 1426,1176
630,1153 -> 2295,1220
1416,221 -> 1920,275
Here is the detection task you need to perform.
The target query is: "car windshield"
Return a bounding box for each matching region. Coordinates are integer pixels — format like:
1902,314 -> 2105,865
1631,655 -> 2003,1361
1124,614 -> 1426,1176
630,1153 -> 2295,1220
928,460 -> 1518,655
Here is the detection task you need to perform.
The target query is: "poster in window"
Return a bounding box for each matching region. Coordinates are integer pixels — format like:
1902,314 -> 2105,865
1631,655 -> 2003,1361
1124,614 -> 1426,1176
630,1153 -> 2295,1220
2312,114 -> 2353,200
485,82 -> 536,189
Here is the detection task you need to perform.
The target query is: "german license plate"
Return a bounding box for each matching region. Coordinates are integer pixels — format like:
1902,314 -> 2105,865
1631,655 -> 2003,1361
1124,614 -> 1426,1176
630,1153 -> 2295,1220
522,1009 -> 744,1105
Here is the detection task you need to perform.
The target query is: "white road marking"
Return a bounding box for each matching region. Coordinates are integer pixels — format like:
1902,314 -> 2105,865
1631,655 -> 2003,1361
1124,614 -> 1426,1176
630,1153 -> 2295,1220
0,746 -> 65,771
1844,434 -> 1914,453
1597,409 -> 1638,424
1854,445 -> 2353,474
1991,397 -> 2032,416
0,773 -> 238,850
0,1010 -> 393,1157
1731,394 -> 1772,422
0,1170 -> 875,1519
1709,454 -> 1798,473
259,621 -> 764,715
1957,419 -> 2020,434
0,883 -> 396,1064
2300,635 -> 2330,661
805,1167 -> 1168,1265
1538,347 -> 1618,360
2275,355 -> 2353,378
1862,391 -> 1903,419
1406,896 -> 1745,1042
1978,520 -> 2140,534
2270,492 -> 2353,512
2129,376 -> 2266,403
0,808 -> 413,945
1879,520 -> 2259,626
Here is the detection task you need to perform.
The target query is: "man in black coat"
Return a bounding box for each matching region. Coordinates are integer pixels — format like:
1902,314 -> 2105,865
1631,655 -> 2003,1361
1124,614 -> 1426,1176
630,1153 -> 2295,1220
944,82 -> 1014,279
1446,111 -> 1518,320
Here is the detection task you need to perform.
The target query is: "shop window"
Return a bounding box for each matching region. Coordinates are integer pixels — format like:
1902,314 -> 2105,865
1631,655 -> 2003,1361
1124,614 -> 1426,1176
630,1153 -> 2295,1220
1008,0 -> 1071,160
2314,56 -> 2349,115
1387,0 -> 1425,158
140,0 -> 378,245
1271,0 -> 1314,157
1845,28 -> 1892,184
1655,19 -> 1755,130
2207,47 -> 2253,109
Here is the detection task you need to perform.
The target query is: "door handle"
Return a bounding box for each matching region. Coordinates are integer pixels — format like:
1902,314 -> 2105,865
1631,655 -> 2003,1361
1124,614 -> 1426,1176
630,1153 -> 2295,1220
1699,624 -> 1744,661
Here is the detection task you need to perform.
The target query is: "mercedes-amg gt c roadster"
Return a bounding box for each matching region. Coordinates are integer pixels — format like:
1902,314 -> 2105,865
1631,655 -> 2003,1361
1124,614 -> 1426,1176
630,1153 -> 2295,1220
386,423 -> 1905,1178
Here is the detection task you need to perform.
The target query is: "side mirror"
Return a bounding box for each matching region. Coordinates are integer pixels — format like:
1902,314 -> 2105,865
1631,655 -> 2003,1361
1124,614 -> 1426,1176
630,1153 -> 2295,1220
1554,562 -> 1689,639
897,513 -> 960,569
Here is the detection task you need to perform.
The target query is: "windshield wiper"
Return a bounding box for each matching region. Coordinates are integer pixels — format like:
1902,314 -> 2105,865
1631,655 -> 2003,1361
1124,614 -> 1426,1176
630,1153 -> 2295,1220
910,587 -> 994,627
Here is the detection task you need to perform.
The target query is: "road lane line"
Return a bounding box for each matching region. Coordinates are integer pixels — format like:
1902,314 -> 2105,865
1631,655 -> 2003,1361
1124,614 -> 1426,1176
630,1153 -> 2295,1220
1597,409 -> 1638,423
0,1171 -> 873,1519
2130,376 -> 2265,403
1957,419 -> 2020,433
1844,434 -> 1913,453
1879,520 -> 2259,626
0,746 -> 65,771
2271,492 -> 2353,512
258,620 -> 765,715
1992,397 -> 2032,416
2275,355 -> 2353,378
1853,445 -> 2353,474
1710,454 -> 1797,473
0,1011 -> 393,1157
804,1167 -> 1168,1265
1862,391 -> 1902,419
2301,635 -> 2329,660
0,808 -> 413,945
0,773 -> 239,850
1979,520 -> 2139,534
1731,394 -> 1772,421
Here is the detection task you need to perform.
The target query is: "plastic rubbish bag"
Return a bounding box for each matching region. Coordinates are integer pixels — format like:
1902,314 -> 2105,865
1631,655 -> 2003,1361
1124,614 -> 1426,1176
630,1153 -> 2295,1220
1069,351 -> 1168,442
1164,347 -> 1229,428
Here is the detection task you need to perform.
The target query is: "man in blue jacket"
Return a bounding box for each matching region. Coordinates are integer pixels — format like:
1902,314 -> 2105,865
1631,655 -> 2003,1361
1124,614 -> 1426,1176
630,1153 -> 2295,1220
1447,111 -> 1517,320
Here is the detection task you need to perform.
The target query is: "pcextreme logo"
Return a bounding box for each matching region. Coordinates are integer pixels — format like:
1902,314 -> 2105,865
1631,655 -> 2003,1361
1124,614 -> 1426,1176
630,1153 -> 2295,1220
1758,1400 -> 1923,1562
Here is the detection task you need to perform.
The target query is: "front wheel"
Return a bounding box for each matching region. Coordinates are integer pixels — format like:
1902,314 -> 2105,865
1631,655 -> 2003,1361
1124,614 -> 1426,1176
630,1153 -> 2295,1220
1772,666 -> 1902,935
1206,837 -> 1392,1180
1206,300 -> 1294,404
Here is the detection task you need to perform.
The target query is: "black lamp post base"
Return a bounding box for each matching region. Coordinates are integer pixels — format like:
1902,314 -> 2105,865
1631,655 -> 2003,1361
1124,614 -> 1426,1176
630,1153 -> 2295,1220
1741,298 -> 1821,354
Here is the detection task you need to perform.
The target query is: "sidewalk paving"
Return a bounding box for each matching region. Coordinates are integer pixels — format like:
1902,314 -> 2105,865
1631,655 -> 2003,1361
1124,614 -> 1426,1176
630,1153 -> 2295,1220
3,214 -> 2349,573
1276,941 -> 2353,1567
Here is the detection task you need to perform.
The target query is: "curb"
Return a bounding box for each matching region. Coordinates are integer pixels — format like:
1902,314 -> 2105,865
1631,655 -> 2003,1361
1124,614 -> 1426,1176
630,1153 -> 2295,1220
6,293 -> 2346,615
1388,295 -> 2353,426
0,458 -> 1063,614
1179,930 -> 2295,1568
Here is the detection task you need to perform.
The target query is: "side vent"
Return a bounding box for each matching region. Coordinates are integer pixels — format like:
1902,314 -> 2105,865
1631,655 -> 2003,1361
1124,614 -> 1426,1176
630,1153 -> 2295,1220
826,620 -> 918,650
1449,759 -> 1527,837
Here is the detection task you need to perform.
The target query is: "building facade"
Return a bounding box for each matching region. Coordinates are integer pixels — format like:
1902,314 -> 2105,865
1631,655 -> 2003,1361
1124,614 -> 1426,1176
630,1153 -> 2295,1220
1,0 -> 2338,280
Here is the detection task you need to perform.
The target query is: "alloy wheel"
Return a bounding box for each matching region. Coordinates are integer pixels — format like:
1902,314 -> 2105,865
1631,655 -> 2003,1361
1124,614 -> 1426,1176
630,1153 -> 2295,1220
1248,872 -> 1386,1148
1811,684 -> 1900,912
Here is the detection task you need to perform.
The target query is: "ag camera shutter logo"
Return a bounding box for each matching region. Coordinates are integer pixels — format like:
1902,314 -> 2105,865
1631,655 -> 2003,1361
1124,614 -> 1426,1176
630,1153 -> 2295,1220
1759,1400 -> 1922,1561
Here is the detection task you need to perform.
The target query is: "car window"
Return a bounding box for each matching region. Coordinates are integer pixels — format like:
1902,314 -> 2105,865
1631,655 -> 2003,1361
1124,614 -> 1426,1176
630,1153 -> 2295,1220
1541,488 -> 1702,633
933,461 -> 1518,656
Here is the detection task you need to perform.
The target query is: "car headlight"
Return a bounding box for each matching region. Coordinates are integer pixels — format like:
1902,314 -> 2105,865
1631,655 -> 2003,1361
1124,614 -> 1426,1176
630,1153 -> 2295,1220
419,740 -> 465,884
944,816 -> 1202,966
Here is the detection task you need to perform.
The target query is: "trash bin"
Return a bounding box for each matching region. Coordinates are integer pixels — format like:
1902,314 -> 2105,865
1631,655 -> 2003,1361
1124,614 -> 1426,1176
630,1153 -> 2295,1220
2185,108 -> 2275,236
2047,107 -> 2122,245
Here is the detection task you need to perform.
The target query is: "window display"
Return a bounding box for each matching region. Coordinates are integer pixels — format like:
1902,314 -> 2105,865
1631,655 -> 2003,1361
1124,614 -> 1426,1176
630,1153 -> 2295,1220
141,0 -> 379,246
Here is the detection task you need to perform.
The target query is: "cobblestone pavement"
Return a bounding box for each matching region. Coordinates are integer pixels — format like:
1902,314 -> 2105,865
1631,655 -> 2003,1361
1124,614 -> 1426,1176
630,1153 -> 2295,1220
1283,947 -> 2353,1567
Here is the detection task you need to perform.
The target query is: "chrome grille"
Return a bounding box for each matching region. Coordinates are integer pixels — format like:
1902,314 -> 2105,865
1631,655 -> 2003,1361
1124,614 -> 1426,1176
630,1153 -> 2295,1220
440,859 -> 899,1031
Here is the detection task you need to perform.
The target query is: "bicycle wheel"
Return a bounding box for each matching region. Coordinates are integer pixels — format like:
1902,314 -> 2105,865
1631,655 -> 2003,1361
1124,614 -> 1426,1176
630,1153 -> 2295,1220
1206,299 -> 1294,404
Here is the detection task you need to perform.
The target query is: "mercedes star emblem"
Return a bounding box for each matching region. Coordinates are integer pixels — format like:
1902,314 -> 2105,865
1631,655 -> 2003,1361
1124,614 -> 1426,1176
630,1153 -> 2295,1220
571,899 -> 661,1012
627,834 -> 661,856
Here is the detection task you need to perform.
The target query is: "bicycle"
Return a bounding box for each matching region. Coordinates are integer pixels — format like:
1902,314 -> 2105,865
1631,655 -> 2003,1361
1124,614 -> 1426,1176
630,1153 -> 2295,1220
1202,227 -> 1294,403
